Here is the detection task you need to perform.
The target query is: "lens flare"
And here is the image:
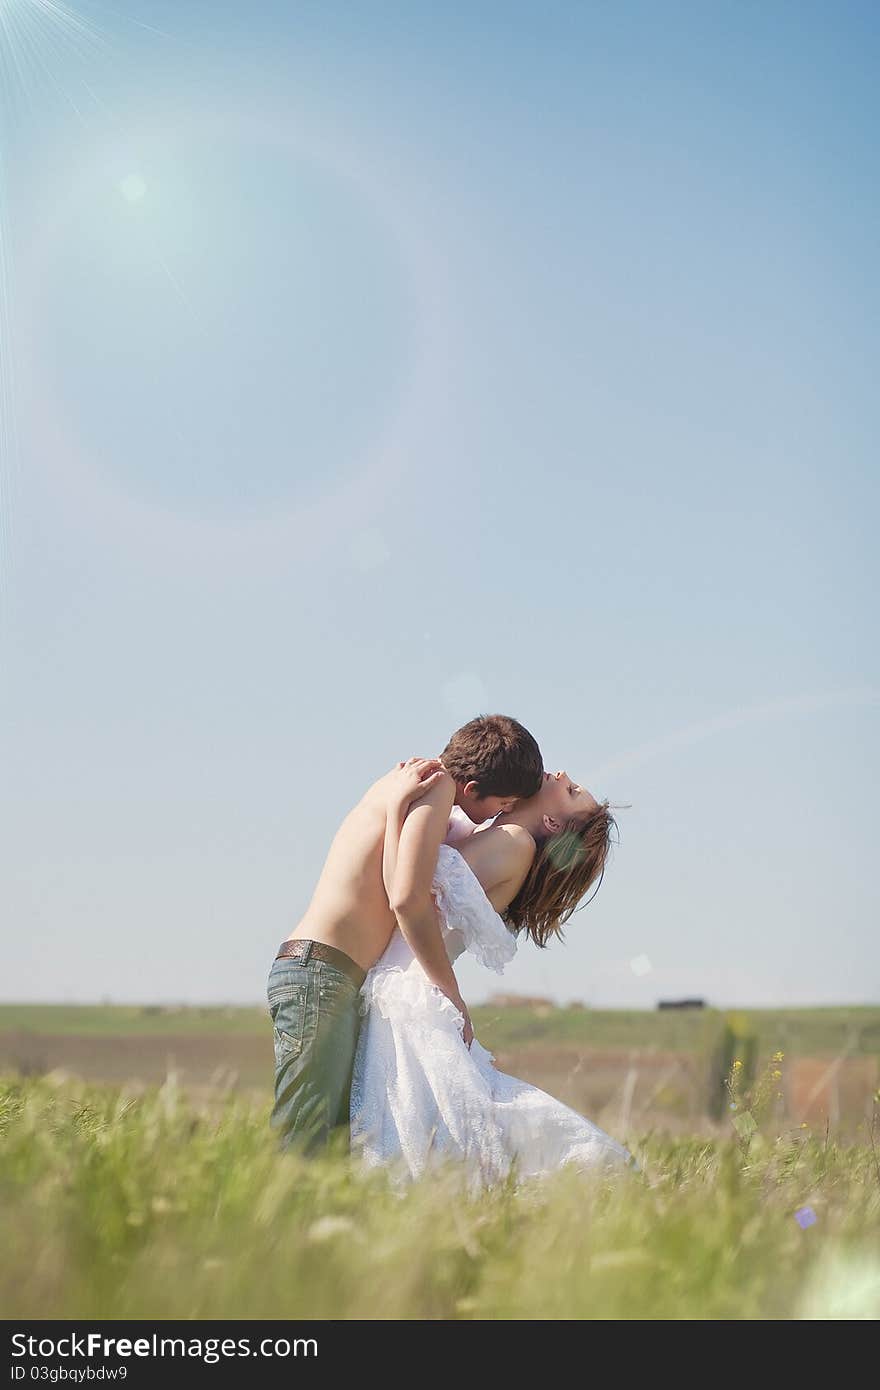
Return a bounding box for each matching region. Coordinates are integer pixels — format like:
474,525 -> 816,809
0,0 -> 116,629
3,5 -> 454,573
590,688 -> 880,783
118,172 -> 146,202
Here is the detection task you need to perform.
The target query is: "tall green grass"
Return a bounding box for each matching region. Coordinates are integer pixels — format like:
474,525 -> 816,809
1,1074 -> 878,1319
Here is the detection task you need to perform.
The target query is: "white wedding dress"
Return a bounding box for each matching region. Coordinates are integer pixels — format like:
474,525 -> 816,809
349,843 -> 636,1192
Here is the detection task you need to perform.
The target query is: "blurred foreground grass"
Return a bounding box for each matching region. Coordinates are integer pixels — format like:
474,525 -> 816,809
1,1074 -> 878,1319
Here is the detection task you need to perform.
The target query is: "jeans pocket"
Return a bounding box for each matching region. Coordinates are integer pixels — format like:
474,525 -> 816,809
268,982 -> 309,1064
317,966 -> 358,1012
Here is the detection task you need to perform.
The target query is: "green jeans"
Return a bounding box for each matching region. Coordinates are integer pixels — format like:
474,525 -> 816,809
267,953 -> 363,1155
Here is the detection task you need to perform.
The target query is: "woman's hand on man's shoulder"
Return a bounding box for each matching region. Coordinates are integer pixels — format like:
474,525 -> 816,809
385,757 -> 450,810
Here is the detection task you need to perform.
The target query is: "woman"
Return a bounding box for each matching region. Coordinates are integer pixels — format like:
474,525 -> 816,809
350,762 -> 638,1192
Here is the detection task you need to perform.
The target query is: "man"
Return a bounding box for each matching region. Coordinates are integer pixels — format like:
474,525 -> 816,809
267,714 -> 544,1154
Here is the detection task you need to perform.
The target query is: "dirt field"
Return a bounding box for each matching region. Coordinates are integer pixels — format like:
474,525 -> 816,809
3,1027 -> 875,1138
0,1029 -> 273,1091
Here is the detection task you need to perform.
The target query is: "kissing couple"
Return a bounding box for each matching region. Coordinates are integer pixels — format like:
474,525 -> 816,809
266,714 -> 637,1191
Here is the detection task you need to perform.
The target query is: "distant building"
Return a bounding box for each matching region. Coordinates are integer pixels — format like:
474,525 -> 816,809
657,998 -> 706,1010
487,993 -> 556,1011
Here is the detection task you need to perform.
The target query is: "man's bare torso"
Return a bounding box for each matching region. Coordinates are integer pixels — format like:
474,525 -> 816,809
284,770 -> 404,972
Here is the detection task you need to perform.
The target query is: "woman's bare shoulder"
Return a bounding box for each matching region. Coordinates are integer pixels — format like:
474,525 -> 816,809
459,822 -> 535,875
494,822 -> 536,853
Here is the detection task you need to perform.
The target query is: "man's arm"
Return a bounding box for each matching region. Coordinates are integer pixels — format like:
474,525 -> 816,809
387,769 -> 475,1047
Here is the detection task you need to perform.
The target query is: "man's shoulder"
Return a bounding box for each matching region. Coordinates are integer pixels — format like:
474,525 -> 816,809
425,767 -> 456,800
401,767 -> 455,819
445,804 -> 477,845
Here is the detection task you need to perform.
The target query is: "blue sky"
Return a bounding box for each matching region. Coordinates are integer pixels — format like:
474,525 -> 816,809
1,1 -> 877,1008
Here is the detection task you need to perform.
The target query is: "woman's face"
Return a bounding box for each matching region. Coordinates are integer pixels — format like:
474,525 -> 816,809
534,770 -> 599,823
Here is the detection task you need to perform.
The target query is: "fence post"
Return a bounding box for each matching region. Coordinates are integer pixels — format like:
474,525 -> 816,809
707,1011 -> 757,1121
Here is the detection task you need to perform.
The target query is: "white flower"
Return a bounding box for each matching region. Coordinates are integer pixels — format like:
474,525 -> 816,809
307,1215 -> 356,1244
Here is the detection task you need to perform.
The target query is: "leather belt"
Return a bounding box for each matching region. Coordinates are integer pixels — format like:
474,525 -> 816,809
274,938 -> 366,989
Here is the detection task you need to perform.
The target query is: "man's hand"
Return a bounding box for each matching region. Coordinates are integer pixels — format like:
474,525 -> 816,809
387,757 -> 445,811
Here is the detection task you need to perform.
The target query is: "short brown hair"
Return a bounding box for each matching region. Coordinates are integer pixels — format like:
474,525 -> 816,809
440,714 -> 544,799
504,801 -> 618,947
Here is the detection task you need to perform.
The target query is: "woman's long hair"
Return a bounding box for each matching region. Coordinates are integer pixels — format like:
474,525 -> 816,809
503,801 -> 619,947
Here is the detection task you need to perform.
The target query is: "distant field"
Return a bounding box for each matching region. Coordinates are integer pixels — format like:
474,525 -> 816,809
1,1002 -> 878,1054
1,1004 -> 877,1137
0,1003 -> 271,1037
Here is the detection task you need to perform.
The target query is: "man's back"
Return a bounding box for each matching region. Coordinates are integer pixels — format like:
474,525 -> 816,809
285,770 -> 415,972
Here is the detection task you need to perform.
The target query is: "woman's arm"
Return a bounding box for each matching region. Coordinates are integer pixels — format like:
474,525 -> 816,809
456,824 -> 537,913
382,797 -> 407,907
384,771 -> 477,1047
381,759 -> 445,904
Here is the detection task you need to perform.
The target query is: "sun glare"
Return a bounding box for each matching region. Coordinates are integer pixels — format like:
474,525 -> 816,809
0,0 -> 112,627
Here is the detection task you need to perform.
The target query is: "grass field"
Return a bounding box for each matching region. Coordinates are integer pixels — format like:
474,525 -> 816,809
1,1072 -> 878,1320
2,1008 -> 878,1318
2,1004 -> 877,1139
2,1002 -> 878,1052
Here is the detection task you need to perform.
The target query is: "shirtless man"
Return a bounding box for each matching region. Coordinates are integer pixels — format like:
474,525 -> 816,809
266,714 -> 544,1154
